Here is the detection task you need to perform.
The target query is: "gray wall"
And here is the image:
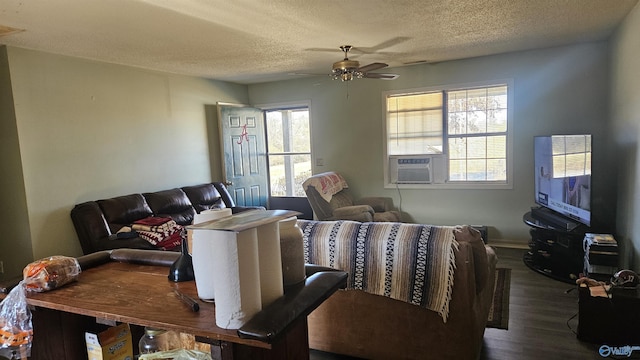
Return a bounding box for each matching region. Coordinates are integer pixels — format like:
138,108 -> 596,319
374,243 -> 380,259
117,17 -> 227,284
0,46 -> 33,279
0,27 -> 629,279
612,2 -> 640,272
0,47 -> 249,279
248,42 -> 615,244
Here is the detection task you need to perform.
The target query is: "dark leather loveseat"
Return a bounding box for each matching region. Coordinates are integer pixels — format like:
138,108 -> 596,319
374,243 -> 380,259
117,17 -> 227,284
71,182 -> 260,254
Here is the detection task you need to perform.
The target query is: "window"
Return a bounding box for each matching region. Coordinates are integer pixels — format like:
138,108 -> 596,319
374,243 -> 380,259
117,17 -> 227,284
387,91 -> 443,155
447,86 -> 508,181
265,107 -> 311,197
384,83 -> 511,188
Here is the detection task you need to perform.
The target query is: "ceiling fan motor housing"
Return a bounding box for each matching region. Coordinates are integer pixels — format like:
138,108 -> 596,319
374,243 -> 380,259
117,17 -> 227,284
332,59 -> 363,81
332,59 -> 360,72
329,45 -> 397,81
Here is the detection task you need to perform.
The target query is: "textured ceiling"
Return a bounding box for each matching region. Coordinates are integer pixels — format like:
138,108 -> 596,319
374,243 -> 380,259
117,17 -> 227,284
0,0 -> 637,84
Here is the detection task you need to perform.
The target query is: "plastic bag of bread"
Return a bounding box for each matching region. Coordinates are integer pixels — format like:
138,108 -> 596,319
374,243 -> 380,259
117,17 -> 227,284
0,281 -> 33,358
22,256 -> 81,292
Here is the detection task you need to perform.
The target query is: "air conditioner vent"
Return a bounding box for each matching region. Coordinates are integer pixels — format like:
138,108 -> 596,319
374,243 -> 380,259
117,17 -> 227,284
389,155 -> 446,184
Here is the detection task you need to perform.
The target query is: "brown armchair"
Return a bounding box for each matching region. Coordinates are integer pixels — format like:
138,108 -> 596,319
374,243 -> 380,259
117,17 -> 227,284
302,172 -> 401,222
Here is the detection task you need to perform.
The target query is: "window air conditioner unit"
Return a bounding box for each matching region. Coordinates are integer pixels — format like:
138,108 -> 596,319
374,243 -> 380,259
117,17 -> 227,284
389,155 -> 446,184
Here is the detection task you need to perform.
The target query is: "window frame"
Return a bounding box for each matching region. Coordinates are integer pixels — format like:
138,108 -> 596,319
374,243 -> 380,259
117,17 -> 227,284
258,100 -> 313,197
382,80 -> 514,190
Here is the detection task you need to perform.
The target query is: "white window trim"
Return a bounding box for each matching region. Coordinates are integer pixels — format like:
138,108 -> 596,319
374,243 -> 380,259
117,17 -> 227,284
255,100 -> 314,197
382,79 -> 514,190
254,100 -> 312,112
254,99 -> 314,159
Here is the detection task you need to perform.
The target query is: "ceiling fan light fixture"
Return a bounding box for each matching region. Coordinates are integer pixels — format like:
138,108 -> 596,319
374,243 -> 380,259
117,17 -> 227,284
327,45 -> 398,82
329,70 -> 352,81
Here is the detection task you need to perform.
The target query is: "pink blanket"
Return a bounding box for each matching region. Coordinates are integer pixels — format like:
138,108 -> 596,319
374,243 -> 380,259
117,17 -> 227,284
302,172 -> 349,202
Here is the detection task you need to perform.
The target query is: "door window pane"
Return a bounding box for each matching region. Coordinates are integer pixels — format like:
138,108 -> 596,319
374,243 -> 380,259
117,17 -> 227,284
265,107 -> 311,197
268,154 -> 312,197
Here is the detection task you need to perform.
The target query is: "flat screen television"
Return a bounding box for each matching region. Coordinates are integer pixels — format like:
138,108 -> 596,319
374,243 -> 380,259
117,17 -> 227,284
533,135 -> 592,227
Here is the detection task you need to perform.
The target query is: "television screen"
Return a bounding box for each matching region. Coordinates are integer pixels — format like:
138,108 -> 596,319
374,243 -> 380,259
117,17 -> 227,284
534,135 -> 591,226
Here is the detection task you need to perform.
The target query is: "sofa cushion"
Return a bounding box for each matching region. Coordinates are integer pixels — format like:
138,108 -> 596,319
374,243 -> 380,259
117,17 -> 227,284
98,194 -> 153,234
143,188 -> 195,226
181,183 -> 225,213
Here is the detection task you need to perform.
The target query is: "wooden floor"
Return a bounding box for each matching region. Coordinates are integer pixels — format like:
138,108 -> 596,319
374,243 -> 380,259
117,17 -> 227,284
479,247 -> 603,360
310,247 -> 610,360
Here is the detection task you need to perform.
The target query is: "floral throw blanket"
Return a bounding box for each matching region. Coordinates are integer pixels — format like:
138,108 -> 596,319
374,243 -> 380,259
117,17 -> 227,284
131,217 -> 183,250
298,219 -> 459,322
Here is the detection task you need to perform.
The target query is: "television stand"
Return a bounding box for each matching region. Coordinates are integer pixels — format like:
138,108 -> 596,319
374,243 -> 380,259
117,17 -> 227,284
530,206 -> 580,231
523,210 -> 588,284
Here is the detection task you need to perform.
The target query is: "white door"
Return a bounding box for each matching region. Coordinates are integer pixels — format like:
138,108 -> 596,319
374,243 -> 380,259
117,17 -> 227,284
218,104 -> 268,207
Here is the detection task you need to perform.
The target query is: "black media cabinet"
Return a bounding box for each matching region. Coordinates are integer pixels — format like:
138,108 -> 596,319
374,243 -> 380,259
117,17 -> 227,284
578,286 -> 640,345
523,209 -> 588,284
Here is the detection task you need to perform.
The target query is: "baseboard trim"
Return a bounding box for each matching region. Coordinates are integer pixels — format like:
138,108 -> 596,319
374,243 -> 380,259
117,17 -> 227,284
488,238 -> 529,249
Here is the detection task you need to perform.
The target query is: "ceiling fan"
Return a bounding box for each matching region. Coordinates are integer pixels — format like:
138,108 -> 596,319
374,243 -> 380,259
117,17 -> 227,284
329,45 -> 399,81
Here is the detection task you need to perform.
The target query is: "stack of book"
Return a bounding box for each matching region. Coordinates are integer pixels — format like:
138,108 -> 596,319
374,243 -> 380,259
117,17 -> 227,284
583,233 -> 619,281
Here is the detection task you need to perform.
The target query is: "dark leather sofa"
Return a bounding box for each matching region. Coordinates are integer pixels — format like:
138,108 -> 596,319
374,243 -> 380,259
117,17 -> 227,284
71,182 -> 260,254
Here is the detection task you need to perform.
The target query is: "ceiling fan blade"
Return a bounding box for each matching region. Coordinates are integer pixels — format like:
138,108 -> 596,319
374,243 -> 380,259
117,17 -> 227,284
288,72 -> 334,79
363,73 -> 399,80
357,62 -> 388,73
353,37 -> 412,54
305,47 -> 344,53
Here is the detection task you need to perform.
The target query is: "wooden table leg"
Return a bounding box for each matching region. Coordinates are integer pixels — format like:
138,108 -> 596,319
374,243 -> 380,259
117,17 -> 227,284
231,317 -> 310,360
26,306 -> 311,359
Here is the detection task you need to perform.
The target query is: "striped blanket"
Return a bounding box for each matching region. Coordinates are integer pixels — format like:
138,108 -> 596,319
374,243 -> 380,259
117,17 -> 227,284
298,220 -> 459,322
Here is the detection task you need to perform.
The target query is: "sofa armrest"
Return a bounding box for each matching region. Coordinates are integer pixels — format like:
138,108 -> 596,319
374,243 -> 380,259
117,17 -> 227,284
305,264 -> 339,277
454,225 -> 492,294
332,205 -> 374,222
99,236 -> 157,252
71,201 -> 112,255
109,248 -> 180,267
212,182 -> 266,213
231,206 -> 266,214
355,197 -> 394,212
238,270 -> 347,343
212,182 -> 237,208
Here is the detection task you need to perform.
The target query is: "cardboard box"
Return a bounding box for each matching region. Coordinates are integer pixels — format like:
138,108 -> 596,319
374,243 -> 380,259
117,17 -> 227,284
85,323 -> 133,360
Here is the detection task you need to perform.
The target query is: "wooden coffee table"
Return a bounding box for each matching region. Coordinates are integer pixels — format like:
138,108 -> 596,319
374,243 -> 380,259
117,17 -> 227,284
1,250 -> 346,360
